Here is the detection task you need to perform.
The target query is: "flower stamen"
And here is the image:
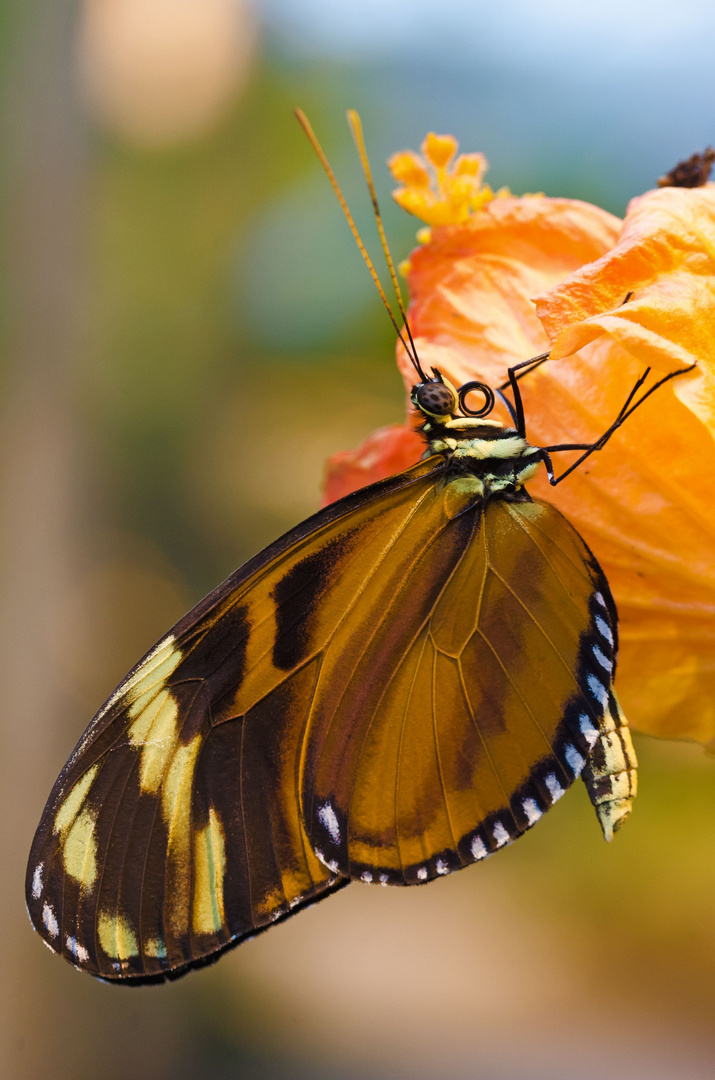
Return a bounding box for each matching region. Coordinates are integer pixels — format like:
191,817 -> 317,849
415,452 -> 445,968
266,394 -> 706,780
389,133 -> 503,226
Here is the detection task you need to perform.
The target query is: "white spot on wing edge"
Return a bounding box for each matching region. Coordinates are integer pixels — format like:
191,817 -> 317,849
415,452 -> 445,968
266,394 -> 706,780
42,902 -> 59,939
580,713 -> 599,748
492,821 -> 511,847
470,835 -> 489,861
592,644 -> 612,673
595,615 -> 613,646
32,863 -> 44,900
435,859 -> 448,875
522,798 -> 542,825
314,849 -> 339,874
360,871 -> 373,883
545,773 -> 565,803
379,874 -> 388,886
317,801 -> 340,844
594,592 -> 607,609
587,674 -> 609,709
417,867 -> 428,881
66,936 -> 90,964
564,743 -> 586,776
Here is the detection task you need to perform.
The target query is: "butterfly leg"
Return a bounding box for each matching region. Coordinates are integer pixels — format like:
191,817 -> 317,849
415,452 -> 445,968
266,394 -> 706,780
539,362 -> 697,485
500,351 -> 551,437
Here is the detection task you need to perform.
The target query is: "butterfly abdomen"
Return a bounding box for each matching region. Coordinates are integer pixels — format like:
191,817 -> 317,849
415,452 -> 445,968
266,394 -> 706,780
581,691 -> 638,840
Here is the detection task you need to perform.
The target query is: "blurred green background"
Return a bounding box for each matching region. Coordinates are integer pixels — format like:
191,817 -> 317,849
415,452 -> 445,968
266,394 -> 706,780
2,2 -> 715,1077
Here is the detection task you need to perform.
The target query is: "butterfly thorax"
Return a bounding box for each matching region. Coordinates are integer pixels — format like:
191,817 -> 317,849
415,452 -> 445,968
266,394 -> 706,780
420,415 -> 542,499
411,372 -> 542,499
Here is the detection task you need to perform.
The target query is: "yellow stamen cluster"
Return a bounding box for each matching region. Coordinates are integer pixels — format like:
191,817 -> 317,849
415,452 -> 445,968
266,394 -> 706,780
389,132 -> 507,227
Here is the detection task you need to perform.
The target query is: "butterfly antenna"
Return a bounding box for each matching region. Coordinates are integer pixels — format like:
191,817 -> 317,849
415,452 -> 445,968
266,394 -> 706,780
295,108 -> 427,382
346,109 -> 426,381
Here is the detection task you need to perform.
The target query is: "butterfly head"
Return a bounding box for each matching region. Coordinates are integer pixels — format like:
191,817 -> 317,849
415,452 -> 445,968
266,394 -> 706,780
412,368 -> 541,496
411,371 -> 459,419
411,370 -> 497,427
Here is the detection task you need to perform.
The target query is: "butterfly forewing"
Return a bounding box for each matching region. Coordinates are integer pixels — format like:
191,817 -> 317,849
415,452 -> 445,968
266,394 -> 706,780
26,459 -> 445,980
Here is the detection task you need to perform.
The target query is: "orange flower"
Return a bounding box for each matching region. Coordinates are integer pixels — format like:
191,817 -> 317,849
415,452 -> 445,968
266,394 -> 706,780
324,145 -> 715,747
323,424 -> 424,507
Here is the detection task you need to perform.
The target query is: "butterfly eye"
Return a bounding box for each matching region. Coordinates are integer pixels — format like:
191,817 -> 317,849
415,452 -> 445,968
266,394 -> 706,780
412,380 -> 458,416
457,381 -> 495,418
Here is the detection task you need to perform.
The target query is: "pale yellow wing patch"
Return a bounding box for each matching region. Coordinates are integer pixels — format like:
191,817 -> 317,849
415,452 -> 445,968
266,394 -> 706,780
192,809 -> 227,936
98,911 -> 139,961
128,687 -> 180,795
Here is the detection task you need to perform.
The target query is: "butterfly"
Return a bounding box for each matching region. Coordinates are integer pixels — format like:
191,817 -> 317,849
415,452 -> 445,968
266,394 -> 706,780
26,111 -> 691,984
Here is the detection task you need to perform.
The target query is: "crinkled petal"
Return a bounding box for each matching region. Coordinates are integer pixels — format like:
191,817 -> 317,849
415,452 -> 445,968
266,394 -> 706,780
536,184 -> 715,436
397,196 -> 621,395
522,338 -> 715,747
405,192 -> 715,744
323,424 -> 423,505
323,187 -> 715,745
525,184 -> 715,743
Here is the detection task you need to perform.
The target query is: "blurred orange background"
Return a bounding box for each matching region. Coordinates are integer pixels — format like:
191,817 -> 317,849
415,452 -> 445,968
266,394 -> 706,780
2,2 -> 715,1077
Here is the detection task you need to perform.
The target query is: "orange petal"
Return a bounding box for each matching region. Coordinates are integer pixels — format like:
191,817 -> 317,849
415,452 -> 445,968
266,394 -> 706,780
523,184 -> 715,744
324,181 -> 715,745
535,184 -> 715,435
400,195 -> 621,390
401,194 -> 715,745
522,340 -> 715,747
323,424 -> 424,505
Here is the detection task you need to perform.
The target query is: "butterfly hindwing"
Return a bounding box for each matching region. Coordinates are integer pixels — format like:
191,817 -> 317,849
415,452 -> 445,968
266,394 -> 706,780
304,497 -> 624,883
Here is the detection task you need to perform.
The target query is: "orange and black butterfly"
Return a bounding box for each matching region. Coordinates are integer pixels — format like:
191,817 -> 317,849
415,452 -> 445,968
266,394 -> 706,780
26,112 -> 691,984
